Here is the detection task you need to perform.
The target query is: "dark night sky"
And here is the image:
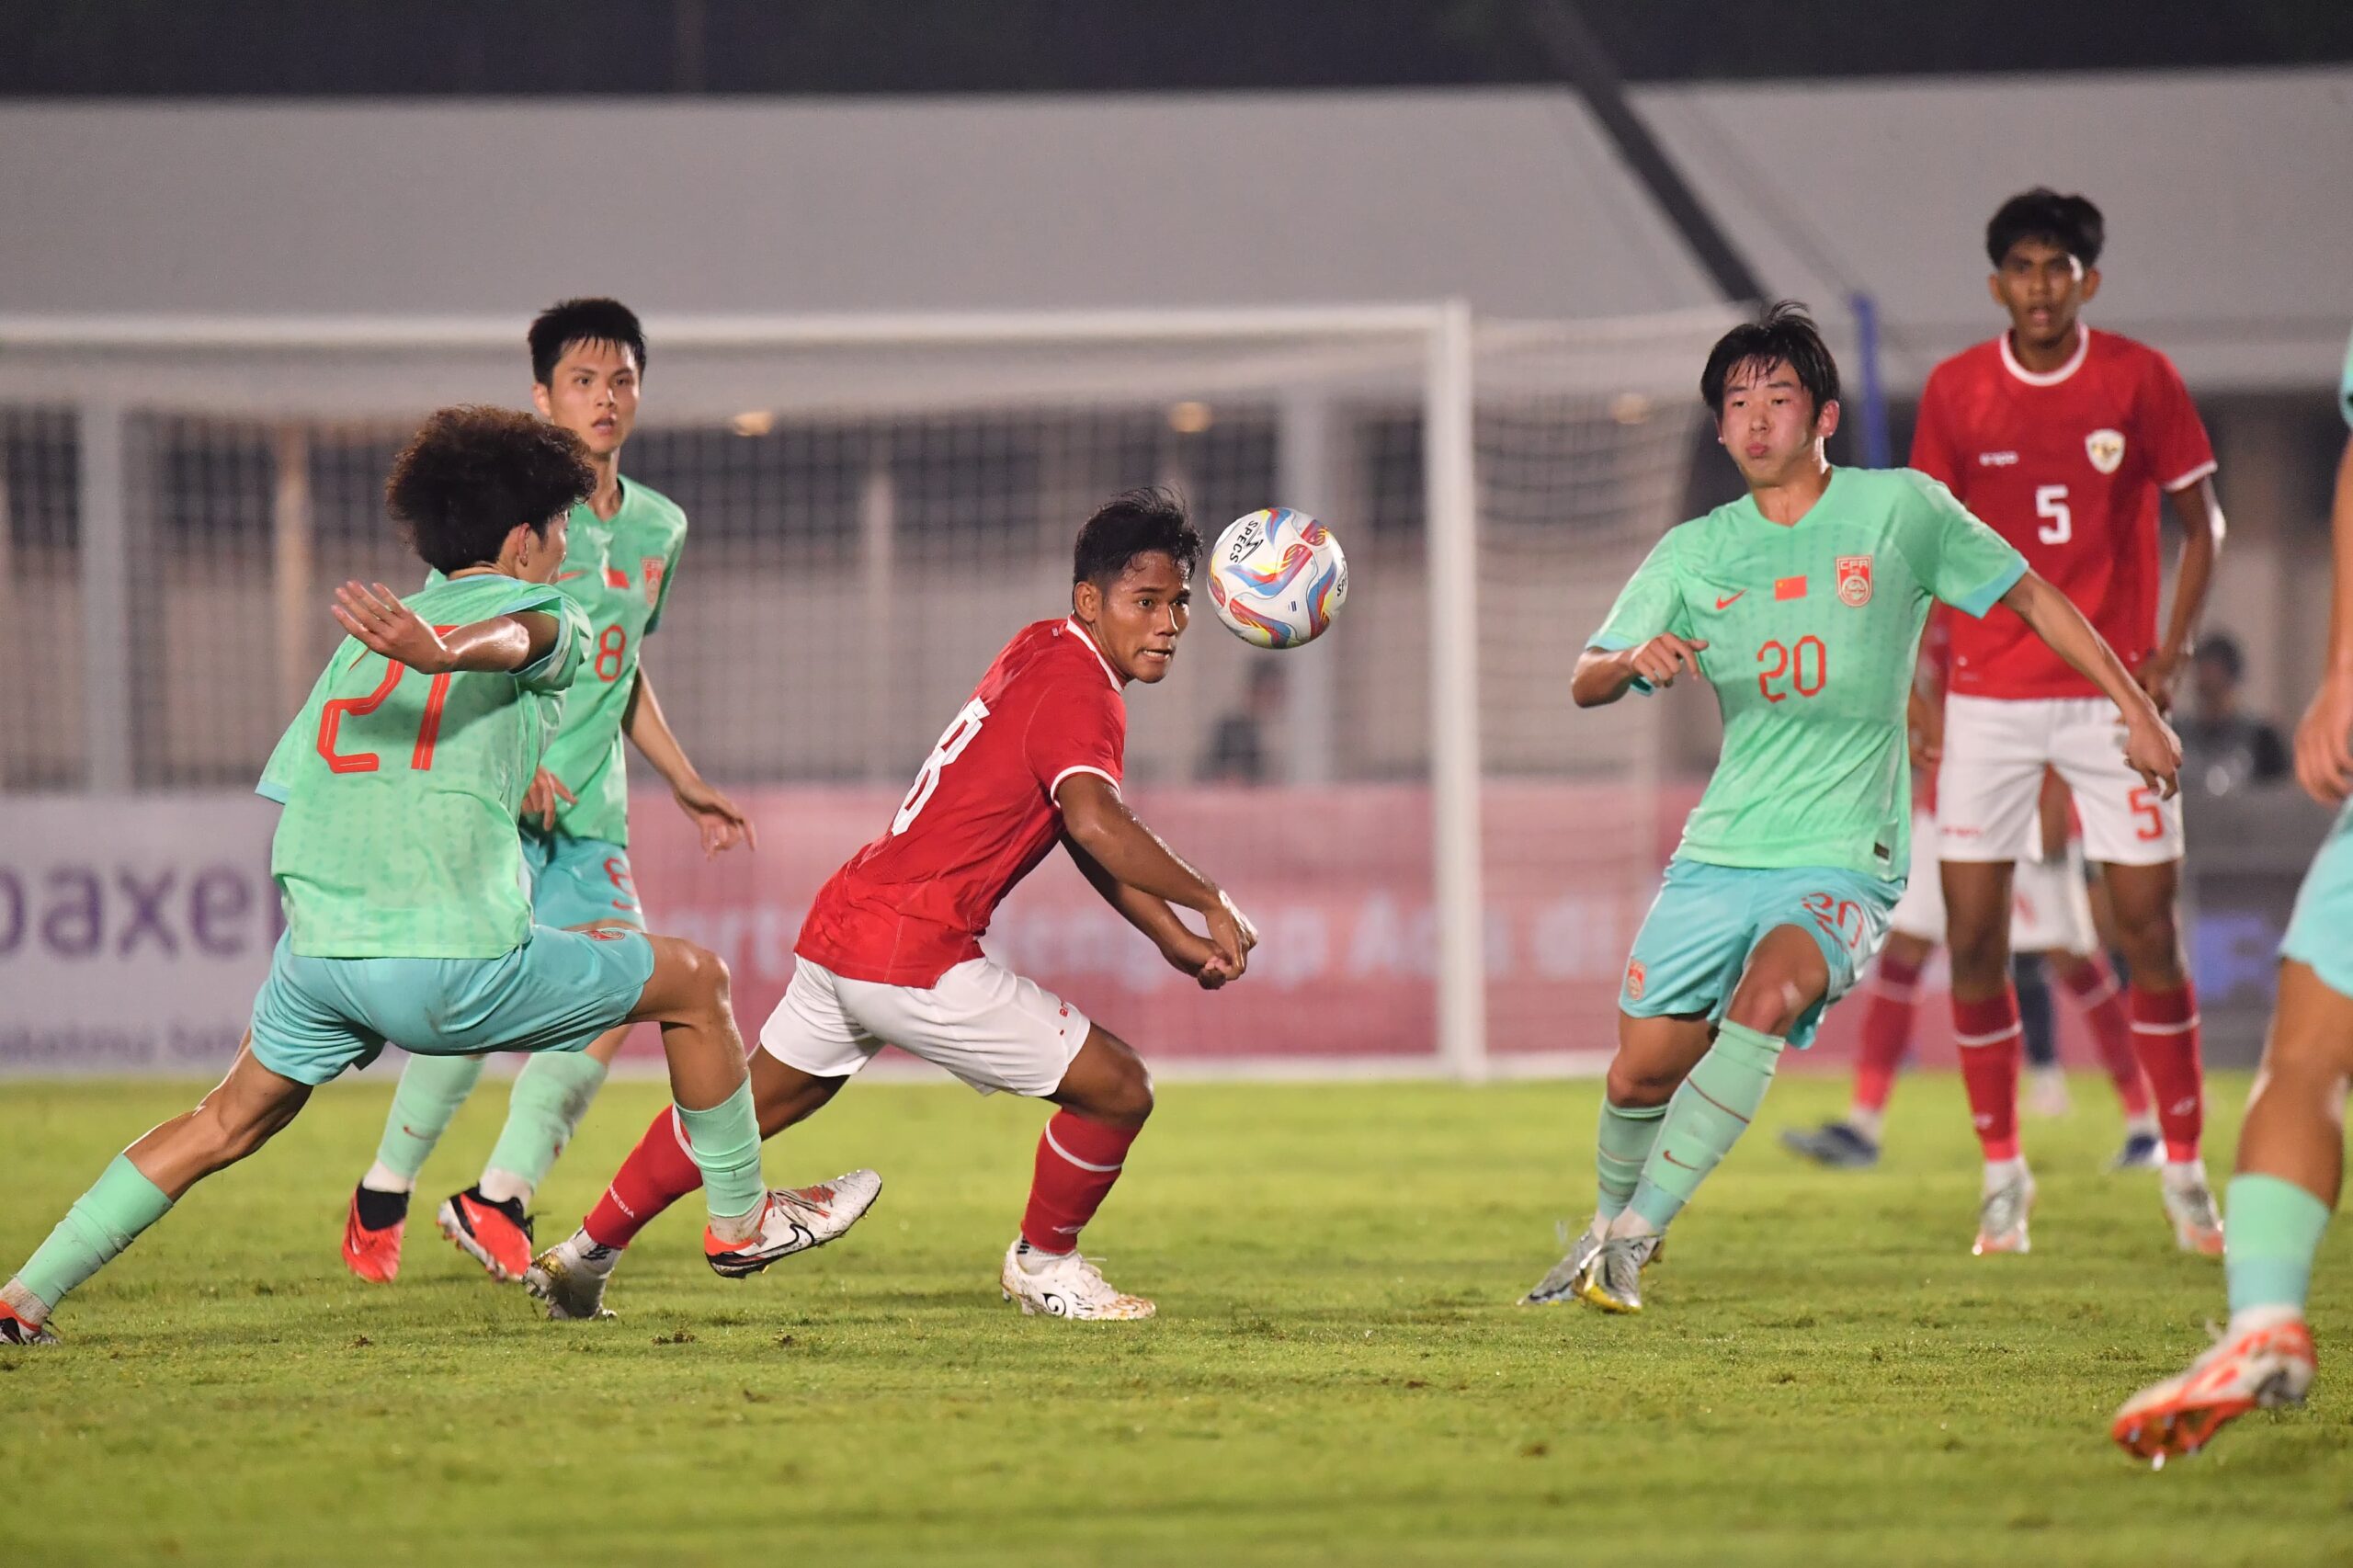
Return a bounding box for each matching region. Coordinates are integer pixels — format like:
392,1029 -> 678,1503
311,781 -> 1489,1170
6,0 -> 2352,97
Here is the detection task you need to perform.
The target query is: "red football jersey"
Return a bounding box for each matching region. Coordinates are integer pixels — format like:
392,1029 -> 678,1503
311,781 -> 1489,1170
1911,328 -> 2214,699
797,618 -> 1127,986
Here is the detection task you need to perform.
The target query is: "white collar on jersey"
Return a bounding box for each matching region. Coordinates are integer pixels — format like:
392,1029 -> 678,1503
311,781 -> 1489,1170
1061,618 -> 1125,691
1998,325 -> 2092,388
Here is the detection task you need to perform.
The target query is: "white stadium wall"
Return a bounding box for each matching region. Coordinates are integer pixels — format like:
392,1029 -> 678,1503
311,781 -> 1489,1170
3,70 -> 2350,391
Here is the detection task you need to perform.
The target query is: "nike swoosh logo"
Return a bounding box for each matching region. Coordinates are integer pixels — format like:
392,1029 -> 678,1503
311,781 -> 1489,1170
554,570 -> 588,581
1715,592 -> 1745,609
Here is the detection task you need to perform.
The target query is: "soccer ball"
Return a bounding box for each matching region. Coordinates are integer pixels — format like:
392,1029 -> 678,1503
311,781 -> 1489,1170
1205,507 -> 1348,649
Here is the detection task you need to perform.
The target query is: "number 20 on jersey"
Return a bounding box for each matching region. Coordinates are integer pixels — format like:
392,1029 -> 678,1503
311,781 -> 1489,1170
1756,636 -> 1827,703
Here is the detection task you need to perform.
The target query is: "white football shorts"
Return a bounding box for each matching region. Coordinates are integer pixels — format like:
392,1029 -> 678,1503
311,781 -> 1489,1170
1890,808 -> 2097,955
759,954 -> 1090,1097
1935,695 -> 2184,866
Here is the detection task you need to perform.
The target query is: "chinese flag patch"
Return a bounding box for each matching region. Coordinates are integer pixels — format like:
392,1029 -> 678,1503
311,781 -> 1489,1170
1775,575 -> 1807,600
603,564 -> 630,589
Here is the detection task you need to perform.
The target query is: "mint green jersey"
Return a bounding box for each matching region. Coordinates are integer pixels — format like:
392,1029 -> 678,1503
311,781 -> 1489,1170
1592,467 -> 2028,878
426,479 -> 686,846
257,574 -> 587,959
532,478 -> 688,846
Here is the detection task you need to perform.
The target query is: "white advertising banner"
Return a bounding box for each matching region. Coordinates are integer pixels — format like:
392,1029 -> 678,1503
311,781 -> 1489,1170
0,794 -> 280,1074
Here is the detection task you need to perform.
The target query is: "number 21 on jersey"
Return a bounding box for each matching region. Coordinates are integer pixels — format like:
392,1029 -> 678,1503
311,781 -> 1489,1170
316,630 -> 458,774
893,697 -> 991,835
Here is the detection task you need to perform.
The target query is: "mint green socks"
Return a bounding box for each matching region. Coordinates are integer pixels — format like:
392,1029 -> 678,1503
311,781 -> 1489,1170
366,1052 -> 488,1190
674,1079 -> 766,1222
2225,1173 -> 2333,1318
10,1154 -> 175,1319
1595,1099 -> 1669,1220
481,1053 -> 610,1203
1627,1022 -> 1787,1233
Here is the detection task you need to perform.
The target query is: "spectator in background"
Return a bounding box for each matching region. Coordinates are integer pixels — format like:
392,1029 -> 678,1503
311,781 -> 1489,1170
2178,633 -> 2289,795
1201,663 -> 1283,783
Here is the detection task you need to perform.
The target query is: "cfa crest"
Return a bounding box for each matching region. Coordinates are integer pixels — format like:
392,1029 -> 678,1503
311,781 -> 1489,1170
2086,428 -> 2126,475
1624,960 -> 1646,1000
642,558 -> 665,608
1836,554 -> 1873,607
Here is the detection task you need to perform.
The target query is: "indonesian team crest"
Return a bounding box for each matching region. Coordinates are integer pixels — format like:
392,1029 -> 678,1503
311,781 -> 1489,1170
1836,554 -> 1873,607
642,558 -> 665,609
2086,427 -> 2126,475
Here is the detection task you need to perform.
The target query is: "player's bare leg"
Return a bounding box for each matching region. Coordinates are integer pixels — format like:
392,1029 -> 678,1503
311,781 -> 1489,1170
1525,1011 -> 1708,1304
3,1037 -> 311,1343
1782,929 -> 1934,1169
1002,1024 -> 1158,1321
2102,858 -> 2221,1254
526,1041 -> 874,1319
2112,960 -> 2347,1461
1582,929 -> 1827,1314
1945,858 -> 2038,1254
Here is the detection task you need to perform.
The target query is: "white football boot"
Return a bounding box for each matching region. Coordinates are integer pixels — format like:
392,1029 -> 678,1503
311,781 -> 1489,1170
2160,1164 -> 2226,1257
526,1233 -> 620,1321
1972,1165 -> 2036,1256
999,1242 -> 1156,1320
1522,1220 -> 1607,1306
2111,1313 -> 2315,1465
704,1169 -> 884,1279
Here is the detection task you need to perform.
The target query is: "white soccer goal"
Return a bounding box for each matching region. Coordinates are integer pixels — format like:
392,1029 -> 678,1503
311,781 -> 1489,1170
0,303 -> 1731,1080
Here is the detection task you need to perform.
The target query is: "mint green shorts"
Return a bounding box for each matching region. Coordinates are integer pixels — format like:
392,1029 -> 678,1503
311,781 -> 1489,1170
1618,859 -> 1904,1048
2281,803 -> 2353,1002
247,926 -> 655,1085
522,831 -> 644,931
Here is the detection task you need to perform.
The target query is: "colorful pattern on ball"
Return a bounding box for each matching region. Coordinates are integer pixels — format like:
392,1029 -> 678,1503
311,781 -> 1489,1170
1209,507 -> 1349,650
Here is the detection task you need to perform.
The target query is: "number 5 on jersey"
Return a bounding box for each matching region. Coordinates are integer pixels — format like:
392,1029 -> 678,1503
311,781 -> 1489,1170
894,698 -> 991,835
2036,483 -> 2070,545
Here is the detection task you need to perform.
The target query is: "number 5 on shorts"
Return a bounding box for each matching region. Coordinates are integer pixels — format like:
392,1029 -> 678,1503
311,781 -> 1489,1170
894,697 -> 991,835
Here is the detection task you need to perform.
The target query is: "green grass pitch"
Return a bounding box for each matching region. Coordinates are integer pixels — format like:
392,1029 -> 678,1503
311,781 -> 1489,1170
2,1071 -> 2347,1566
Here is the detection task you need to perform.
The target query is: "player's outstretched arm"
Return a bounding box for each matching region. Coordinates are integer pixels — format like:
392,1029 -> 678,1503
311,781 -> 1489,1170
330,581 -> 559,675
1063,835 -> 1233,989
1056,772 -> 1256,981
623,667 -> 756,856
1998,572 -> 2181,797
2293,433 -> 2353,805
1572,636 -> 1707,707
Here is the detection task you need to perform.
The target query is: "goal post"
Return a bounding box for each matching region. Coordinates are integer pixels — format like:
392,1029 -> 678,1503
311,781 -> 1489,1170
0,302 -> 1732,1081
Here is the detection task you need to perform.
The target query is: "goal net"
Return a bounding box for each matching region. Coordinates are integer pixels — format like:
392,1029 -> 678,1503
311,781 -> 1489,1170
0,304 -> 1731,1078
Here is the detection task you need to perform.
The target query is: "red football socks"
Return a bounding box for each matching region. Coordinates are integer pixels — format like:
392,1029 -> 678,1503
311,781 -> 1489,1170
2058,956 -> 2152,1119
2130,981 -> 2204,1162
1018,1111 -> 1141,1254
1851,951 -> 1924,1118
1953,989 -> 2024,1163
583,1107 -> 706,1249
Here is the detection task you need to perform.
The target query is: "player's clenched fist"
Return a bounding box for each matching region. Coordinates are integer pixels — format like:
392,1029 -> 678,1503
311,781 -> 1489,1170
1630,633 -> 1709,688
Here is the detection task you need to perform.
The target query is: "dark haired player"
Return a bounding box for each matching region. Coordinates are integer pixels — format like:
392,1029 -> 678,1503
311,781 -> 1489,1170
1521,303 -> 2178,1315
1915,190 -> 2229,1257
0,407 -> 851,1346
342,299 -> 757,1288
529,488 -> 1256,1323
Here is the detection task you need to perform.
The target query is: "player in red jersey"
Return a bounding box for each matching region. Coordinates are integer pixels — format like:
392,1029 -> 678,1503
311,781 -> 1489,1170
1915,188 -> 2228,1257
525,488 -> 1256,1322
